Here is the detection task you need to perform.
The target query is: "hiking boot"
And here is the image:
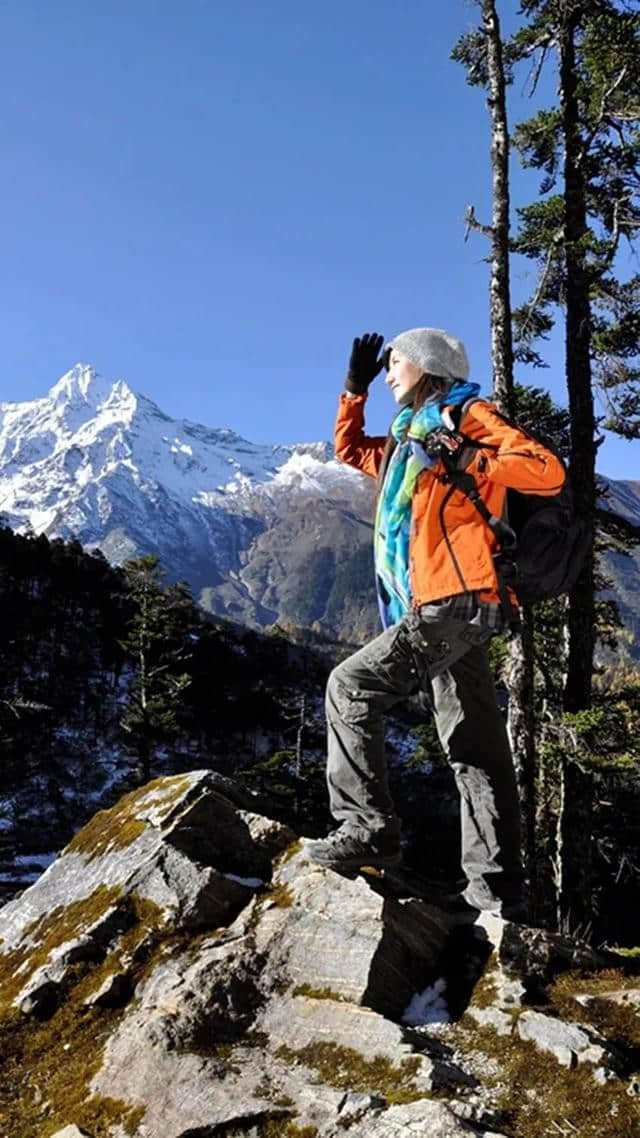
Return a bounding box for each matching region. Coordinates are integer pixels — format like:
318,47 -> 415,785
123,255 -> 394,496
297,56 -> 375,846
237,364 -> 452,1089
463,884 -> 528,925
306,824 -> 401,873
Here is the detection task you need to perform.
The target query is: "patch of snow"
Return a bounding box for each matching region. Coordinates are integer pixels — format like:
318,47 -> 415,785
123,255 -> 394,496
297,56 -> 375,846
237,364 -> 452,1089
402,978 -> 450,1026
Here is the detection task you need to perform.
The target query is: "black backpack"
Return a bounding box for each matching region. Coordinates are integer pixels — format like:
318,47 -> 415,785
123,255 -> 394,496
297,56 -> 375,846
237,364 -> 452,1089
439,401 -> 591,623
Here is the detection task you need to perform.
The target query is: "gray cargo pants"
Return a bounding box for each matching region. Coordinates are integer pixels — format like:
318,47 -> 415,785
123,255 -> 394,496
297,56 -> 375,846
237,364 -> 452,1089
325,606 -> 523,911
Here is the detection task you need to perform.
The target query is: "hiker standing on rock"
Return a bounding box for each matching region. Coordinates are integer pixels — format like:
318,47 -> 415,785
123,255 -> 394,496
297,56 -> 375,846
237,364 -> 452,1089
308,328 -> 565,920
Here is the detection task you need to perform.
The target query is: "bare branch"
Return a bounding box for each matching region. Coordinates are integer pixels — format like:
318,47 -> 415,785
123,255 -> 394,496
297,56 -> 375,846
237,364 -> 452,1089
464,204 -> 492,242
578,67 -> 628,168
518,230 -> 563,335
527,41 -> 549,97
607,105 -> 640,122
519,31 -> 554,60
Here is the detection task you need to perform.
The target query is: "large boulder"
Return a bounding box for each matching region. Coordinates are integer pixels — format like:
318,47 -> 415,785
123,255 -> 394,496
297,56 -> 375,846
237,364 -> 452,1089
1,770 -> 638,1138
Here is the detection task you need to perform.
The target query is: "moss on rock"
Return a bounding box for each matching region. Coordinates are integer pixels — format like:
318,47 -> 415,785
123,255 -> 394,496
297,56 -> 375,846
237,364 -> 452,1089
548,967 -> 640,1048
468,952 -> 500,1010
262,1123 -> 318,1138
0,889 -> 181,1137
450,1010 -> 640,1138
64,774 -> 194,863
291,985 -> 347,1002
267,883 -> 294,909
0,885 -> 125,1014
274,839 -> 303,868
276,1041 -> 423,1105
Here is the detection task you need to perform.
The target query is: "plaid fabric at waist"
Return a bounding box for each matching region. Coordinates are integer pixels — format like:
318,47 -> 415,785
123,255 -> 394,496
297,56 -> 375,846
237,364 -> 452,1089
415,591 -> 507,636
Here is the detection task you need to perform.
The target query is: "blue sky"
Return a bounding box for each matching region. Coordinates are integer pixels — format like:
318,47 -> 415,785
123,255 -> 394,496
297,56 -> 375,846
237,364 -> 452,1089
1,0 -> 637,478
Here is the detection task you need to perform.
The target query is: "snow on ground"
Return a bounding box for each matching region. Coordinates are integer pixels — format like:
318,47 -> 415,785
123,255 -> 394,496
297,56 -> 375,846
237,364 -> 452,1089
402,978 -> 450,1026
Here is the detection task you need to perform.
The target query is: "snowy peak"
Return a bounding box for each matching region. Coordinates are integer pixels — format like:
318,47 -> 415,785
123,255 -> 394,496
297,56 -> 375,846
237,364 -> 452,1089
0,365 -> 357,543
48,363 -> 123,404
46,364 -> 139,424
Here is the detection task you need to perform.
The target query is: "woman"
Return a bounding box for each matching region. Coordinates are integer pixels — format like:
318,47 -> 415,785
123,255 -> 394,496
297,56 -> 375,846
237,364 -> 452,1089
308,328 -> 565,920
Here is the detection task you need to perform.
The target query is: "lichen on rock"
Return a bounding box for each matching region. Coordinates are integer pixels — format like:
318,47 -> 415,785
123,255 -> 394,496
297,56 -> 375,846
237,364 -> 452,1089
1,771 -> 639,1138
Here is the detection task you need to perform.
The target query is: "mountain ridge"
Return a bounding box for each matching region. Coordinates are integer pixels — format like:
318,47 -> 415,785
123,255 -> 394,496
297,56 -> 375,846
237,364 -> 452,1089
1,365 -> 637,647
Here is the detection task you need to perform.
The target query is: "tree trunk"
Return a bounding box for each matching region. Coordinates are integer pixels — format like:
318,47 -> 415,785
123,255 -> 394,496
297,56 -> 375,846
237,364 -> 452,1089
481,0 -> 538,909
482,0 -> 514,414
506,607 -> 538,911
558,758 -> 594,938
295,694 -> 306,779
559,17 -> 597,713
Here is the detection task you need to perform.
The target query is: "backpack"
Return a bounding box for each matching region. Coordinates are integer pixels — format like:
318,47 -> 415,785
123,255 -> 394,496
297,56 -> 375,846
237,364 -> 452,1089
438,400 -> 591,623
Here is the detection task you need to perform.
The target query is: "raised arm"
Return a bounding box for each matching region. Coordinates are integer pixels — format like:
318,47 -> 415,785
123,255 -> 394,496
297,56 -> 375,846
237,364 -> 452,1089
334,392 -> 387,478
333,331 -> 388,478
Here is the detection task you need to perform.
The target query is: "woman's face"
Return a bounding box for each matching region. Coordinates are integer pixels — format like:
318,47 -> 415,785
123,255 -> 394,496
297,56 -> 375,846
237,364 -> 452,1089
385,350 -> 423,404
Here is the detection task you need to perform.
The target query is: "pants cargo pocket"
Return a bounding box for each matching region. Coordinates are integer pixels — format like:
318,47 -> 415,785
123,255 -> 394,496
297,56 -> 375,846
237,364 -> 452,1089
326,675 -> 371,725
359,623 -> 423,693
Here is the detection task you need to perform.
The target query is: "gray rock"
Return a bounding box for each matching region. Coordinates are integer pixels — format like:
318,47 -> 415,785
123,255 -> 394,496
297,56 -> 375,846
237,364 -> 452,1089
15,901 -> 130,1015
467,1005 -> 513,1036
90,839 -> 469,1134
258,993 -> 447,1093
577,985 -> 640,1011
1,774 -> 635,1138
259,844 -> 451,1020
0,770 -> 294,1017
83,967 -> 134,1008
517,1009 -> 610,1068
338,1090 -> 386,1120
593,1065 -> 619,1084
336,1098 -> 508,1137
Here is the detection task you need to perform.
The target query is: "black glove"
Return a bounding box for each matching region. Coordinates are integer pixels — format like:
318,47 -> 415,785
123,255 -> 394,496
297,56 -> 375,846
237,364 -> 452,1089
344,332 -> 385,395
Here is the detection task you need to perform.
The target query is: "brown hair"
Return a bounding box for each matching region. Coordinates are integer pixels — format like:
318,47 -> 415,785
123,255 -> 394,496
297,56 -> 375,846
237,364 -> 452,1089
375,373 -> 452,495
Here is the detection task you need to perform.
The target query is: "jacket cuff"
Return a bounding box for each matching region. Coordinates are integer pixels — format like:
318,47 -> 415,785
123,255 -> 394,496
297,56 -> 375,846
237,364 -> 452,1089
340,390 -> 367,404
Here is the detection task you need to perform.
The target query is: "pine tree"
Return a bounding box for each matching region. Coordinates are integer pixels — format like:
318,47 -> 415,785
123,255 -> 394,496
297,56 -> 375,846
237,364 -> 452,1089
453,2 -> 540,904
500,0 -> 640,931
118,556 -> 193,783
453,0 -> 516,408
511,0 -> 640,711
453,1 -> 640,930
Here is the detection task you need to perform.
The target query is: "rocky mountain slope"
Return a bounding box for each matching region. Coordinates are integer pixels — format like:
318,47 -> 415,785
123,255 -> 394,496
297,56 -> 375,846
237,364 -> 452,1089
1,365 -> 637,648
1,771 -> 639,1138
0,364 -> 379,641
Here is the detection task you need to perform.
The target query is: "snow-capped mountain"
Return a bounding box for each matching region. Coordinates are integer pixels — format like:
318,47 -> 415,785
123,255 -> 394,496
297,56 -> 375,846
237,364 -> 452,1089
2,364 -> 638,648
0,365 -> 378,637
0,363 -> 359,527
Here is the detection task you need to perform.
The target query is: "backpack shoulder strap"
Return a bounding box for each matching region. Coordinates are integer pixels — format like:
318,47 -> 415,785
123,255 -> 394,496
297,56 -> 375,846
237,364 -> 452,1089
440,450 -> 520,628
440,453 -> 515,549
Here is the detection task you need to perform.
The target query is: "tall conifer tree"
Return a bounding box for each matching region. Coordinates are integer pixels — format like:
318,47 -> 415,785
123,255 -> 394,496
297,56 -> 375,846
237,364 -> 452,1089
511,0 -> 640,712
119,556 -> 193,782
453,1 -> 539,899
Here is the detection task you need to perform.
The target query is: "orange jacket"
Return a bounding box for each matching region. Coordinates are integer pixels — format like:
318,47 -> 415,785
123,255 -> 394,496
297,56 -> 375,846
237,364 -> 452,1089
334,392 -> 566,607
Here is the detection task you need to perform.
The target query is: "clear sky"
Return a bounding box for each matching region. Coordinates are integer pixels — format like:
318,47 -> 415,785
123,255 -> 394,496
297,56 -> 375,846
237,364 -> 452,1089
1,0 -> 637,478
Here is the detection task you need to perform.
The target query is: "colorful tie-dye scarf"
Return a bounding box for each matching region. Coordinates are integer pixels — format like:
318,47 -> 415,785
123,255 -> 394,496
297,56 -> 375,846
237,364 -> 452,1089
374,381 -> 481,628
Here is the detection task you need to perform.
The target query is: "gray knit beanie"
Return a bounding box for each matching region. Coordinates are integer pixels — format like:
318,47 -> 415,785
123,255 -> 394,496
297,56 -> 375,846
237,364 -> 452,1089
384,327 -> 469,383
